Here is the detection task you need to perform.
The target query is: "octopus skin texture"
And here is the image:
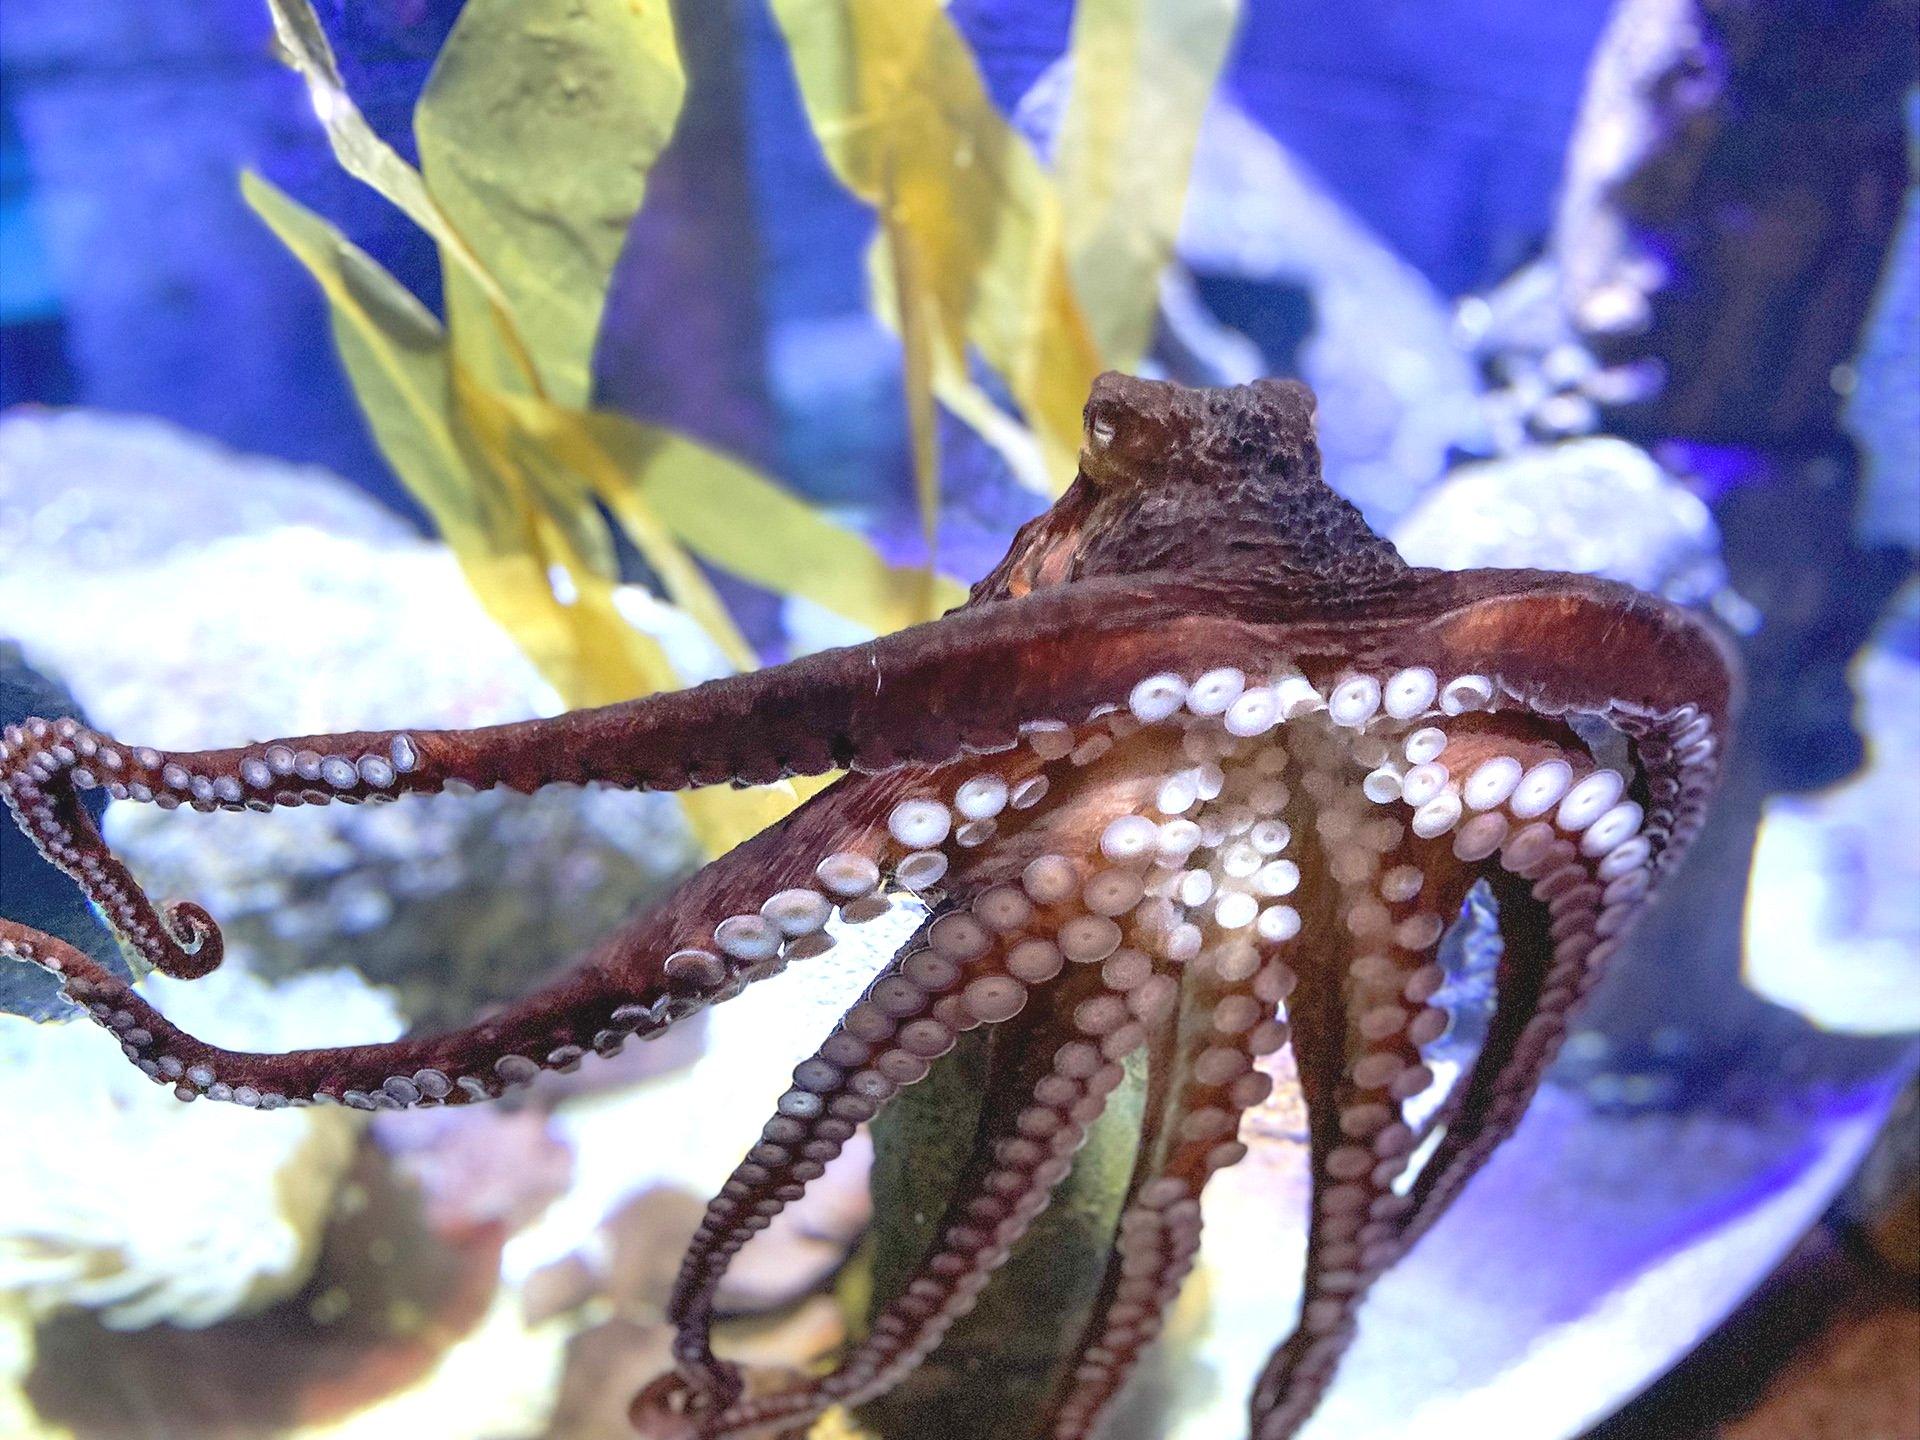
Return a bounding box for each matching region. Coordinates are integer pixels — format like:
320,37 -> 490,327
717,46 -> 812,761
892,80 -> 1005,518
0,373 -> 1736,1439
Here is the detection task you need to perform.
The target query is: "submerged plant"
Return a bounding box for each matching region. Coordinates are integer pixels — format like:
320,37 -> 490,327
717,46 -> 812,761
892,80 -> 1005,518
246,3 -> 1244,1434
5,3 -> 1325,1436
252,0 -> 1239,858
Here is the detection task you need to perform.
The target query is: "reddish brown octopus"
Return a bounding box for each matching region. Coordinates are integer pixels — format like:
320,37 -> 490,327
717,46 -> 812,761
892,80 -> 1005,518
0,374 -> 1735,1439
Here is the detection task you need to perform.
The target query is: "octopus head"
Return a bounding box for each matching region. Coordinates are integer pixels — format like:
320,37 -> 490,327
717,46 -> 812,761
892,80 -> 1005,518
1079,370 -> 1317,494
975,372 -> 1405,602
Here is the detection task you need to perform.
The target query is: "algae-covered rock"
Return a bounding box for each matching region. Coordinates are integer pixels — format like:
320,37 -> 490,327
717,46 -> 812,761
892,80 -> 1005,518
0,959 -> 394,1328
1391,436 -> 1727,607
0,409 -> 700,1030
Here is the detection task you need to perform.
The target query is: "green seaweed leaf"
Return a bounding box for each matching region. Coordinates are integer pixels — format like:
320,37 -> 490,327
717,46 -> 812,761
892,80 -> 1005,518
415,0 -> 687,408
253,0 -> 1214,873
576,410 -> 969,632
243,172 -> 801,856
1055,0 -> 1241,369
882,162 -> 946,601
241,172 -> 477,542
263,0 -> 541,390
773,0 -> 1102,488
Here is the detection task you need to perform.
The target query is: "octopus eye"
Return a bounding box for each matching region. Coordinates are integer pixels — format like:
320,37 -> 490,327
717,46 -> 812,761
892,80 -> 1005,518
1084,395 -> 1131,455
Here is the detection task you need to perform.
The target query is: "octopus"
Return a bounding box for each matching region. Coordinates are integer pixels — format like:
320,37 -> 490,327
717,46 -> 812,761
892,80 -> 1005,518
0,374 -> 1734,1439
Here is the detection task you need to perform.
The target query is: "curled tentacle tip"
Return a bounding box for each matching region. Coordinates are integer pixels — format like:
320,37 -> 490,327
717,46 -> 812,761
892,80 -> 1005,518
155,900 -> 225,978
629,1371 -> 728,1439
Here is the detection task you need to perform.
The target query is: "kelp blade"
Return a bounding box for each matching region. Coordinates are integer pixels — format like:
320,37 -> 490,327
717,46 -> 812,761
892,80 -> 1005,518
773,0 -> 1101,487
1054,0 -> 1242,369
882,165 -> 947,599
578,412 -> 969,632
244,173 -> 800,855
264,0 -> 533,383
415,0 -> 687,408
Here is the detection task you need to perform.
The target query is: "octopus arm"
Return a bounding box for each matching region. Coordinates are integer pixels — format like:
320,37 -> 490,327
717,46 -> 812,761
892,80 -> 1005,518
1038,939 -> 1292,1439
640,952 -> 1156,1440
0,567 -> 1724,984
0,781 -> 911,1110
1248,722 -> 1667,1438
654,908 -> 1053,1408
1395,865 -> 1564,1245
0,637 -> 1226,1116
0,578 -> 1226,981
643,747 -> 1216,1434
1245,825 -> 1483,1439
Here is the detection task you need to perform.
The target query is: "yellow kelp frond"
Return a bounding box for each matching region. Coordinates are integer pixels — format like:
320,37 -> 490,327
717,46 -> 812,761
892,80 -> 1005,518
572,412 -> 969,632
414,0 -> 686,408
244,173 -> 802,856
255,0 -> 982,856
240,174 -> 480,558
263,0 -> 536,387
807,1412 -> 876,1440
480,390 -> 760,674
1055,0 -> 1242,370
882,165 -> 946,590
781,0 -> 1238,493
773,0 -> 1102,488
